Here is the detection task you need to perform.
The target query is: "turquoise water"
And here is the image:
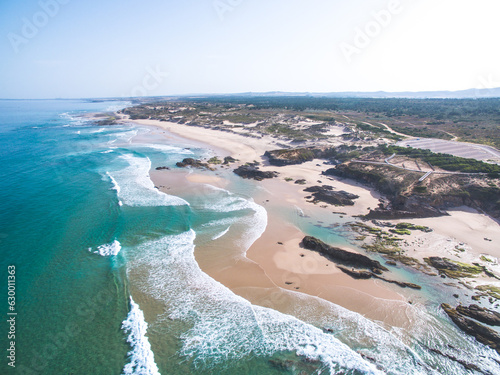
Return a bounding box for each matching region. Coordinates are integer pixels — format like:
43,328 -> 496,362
1,100 -> 499,375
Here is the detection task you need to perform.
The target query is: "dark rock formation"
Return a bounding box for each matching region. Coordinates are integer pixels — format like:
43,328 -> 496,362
372,275 -> 422,290
364,207 -> 445,220
337,265 -> 373,279
441,303 -> 500,354
426,257 -> 460,271
338,265 -> 421,289
304,185 -> 359,206
425,257 -> 483,278
371,220 -> 395,228
233,165 -> 278,181
223,156 -> 237,164
176,158 -> 213,170
301,236 -> 388,274
456,304 -> 500,326
155,166 -> 170,170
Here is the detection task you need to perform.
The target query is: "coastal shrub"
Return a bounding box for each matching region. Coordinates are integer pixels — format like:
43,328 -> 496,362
379,144 -> 500,174
208,156 -> 222,164
413,185 -> 427,194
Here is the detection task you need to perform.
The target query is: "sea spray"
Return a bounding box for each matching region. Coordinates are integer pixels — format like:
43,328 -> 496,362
90,240 -> 122,256
106,171 -> 123,206
121,297 -> 161,375
106,154 -> 189,207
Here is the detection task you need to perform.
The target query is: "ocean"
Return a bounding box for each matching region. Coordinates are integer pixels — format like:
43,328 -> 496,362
1,99 -> 499,374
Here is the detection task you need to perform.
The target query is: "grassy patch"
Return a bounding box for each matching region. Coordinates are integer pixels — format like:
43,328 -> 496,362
480,255 -> 494,263
207,156 -> 222,164
424,258 -> 484,278
475,285 -> 500,299
395,222 -> 432,232
389,228 -> 412,235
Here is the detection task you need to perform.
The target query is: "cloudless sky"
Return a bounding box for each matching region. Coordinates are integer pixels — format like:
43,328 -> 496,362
0,0 -> 499,98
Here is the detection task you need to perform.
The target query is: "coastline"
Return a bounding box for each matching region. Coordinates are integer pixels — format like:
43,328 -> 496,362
126,117 -> 500,326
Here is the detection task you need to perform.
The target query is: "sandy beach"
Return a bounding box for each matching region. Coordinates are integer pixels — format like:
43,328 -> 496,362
130,117 -> 500,327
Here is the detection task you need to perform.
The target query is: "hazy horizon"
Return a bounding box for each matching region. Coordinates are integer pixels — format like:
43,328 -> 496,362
1,0 -> 500,99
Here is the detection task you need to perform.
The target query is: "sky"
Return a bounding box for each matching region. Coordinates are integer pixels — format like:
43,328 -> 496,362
0,0 -> 499,99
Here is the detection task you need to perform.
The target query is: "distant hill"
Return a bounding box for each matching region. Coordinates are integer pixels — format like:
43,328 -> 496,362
225,87 -> 500,99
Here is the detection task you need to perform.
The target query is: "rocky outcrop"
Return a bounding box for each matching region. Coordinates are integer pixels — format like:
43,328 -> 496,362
372,275 -> 422,290
323,163 -> 500,220
233,165 -> 278,181
337,265 -> 421,289
301,236 -> 388,274
441,303 -> 500,354
456,304 -> 500,326
304,186 -> 359,206
364,207 -> 445,220
426,257 -> 460,271
176,158 -> 213,170
425,257 -> 483,278
337,266 -> 373,279
264,147 -> 336,166
223,156 -> 237,164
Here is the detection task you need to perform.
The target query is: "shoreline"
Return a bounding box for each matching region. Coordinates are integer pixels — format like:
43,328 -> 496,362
125,116 -> 500,324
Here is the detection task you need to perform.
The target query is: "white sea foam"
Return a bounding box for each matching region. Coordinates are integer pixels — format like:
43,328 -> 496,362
106,172 -> 123,206
138,143 -> 194,155
211,226 -> 231,240
196,185 -> 267,254
121,297 -> 161,375
60,112 -> 87,126
106,154 -> 188,207
105,129 -> 139,146
91,240 -> 121,256
106,172 -> 121,194
127,231 -> 381,374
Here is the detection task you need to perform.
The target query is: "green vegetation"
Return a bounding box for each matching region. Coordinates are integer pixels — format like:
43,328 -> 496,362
182,96 -> 500,147
425,258 -> 484,278
480,255 -> 493,263
475,285 -> 500,299
413,186 -> 427,193
350,222 -> 384,235
273,148 -> 316,162
121,96 -> 500,147
284,177 -> 293,182
379,145 -> 500,174
389,228 -> 412,235
207,156 -> 222,164
362,240 -> 423,268
265,124 -> 311,140
395,222 -> 432,232
355,122 -> 402,141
